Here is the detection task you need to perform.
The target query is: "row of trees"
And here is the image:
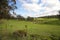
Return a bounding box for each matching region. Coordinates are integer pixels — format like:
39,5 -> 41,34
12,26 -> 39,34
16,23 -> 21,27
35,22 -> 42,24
17,15 -> 34,21
10,10 -> 60,20
38,11 -> 60,20
6,13 -> 34,21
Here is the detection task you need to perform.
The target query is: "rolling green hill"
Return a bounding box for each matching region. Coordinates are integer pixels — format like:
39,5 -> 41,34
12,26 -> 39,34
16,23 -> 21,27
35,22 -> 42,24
0,19 -> 60,40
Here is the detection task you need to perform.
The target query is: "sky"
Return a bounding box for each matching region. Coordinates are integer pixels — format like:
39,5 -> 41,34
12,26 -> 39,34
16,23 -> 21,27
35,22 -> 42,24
13,0 -> 60,17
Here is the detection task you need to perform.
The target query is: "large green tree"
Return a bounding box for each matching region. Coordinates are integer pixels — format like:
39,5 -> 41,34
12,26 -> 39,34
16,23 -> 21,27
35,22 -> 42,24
0,0 -> 17,19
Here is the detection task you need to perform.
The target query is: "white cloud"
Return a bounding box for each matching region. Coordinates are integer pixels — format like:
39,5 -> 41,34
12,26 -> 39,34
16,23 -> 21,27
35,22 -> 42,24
31,0 -> 39,4
23,3 -> 41,12
18,0 -> 60,17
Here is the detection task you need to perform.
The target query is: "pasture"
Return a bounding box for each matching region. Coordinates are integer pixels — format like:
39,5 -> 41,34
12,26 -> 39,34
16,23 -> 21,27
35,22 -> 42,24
0,18 -> 60,40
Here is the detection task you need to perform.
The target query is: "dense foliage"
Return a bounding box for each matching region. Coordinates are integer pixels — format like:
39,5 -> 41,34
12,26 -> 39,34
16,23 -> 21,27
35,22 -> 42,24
0,0 -> 16,19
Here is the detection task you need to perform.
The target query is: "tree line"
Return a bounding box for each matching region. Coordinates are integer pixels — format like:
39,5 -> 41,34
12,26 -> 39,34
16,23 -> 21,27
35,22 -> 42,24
17,15 -> 34,21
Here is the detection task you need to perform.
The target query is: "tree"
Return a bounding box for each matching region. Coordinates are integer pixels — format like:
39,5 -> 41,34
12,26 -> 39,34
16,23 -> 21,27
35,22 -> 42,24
58,10 -> 60,20
0,0 -> 17,19
27,16 -> 34,21
17,15 -> 25,20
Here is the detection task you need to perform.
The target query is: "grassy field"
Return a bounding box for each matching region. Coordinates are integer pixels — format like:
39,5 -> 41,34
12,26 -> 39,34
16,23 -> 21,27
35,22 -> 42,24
0,18 -> 60,40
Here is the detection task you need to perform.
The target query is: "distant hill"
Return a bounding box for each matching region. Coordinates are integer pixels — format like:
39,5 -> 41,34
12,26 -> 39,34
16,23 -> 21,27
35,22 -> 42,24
38,15 -> 59,18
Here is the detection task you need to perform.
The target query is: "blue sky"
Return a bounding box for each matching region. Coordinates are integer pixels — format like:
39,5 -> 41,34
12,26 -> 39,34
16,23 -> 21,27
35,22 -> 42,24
13,0 -> 60,17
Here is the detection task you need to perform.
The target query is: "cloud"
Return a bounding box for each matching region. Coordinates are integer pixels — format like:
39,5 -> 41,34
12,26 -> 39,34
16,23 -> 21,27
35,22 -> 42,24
31,0 -> 39,3
23,4 -> 41,12
18,0 -> 60,17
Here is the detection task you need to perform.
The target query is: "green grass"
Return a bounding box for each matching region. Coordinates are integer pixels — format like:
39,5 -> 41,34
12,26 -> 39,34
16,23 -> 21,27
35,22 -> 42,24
0,19 -> 60,40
